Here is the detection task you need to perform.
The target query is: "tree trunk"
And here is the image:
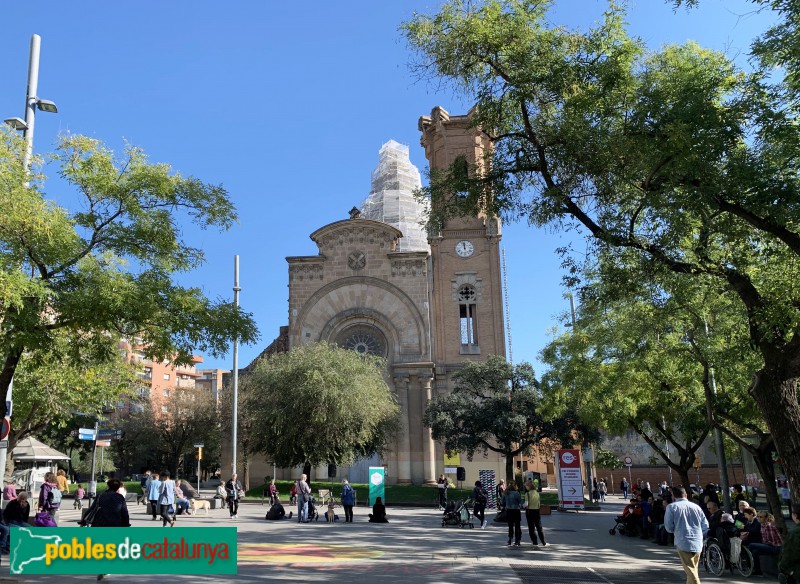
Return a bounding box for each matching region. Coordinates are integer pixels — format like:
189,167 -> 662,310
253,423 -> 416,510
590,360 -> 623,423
678,470 -> 692,491
303,462 -> 312,483
505,455 -> 514,486
750,368 -> 800,513
242,453 -> 250,492
753,448 -> 787,534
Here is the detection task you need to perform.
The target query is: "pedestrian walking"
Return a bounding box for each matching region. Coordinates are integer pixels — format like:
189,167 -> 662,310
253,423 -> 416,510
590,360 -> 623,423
225,473 -> 244,519
599,479 -> 607,502
147,472 -> 161,520
472,480 -> 488,529
664,486 -> 709,584
341,479 -> 356,523
505,482 -> 523,547
523,479 -> 547,546
437,474 -> 447,510
92,478 -> 131,582
56,469 -> 70,495
158,471 -> 176,527
38,472 -> 62,526
621,478 -> 629,500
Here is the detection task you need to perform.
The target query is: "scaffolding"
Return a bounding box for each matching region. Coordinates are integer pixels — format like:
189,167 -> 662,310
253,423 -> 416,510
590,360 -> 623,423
361,140 -> 430,252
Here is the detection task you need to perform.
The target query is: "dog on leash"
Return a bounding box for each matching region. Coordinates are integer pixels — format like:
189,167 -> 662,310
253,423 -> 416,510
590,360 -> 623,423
190,499 -> 211,515
327,501 -> 336,523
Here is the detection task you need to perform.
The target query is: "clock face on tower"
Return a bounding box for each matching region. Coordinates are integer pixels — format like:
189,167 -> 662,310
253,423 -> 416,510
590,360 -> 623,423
455,240 -> 474,257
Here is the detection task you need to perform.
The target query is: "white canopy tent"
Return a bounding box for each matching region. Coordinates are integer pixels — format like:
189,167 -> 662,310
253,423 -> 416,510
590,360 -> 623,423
12,436 -> 70,464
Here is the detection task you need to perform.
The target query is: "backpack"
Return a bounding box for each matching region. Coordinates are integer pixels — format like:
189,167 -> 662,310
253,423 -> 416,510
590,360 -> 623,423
42,484 -> 62,510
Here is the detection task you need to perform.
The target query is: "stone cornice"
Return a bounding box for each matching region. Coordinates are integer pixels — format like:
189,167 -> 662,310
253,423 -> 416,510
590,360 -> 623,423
310,218 -> 402,252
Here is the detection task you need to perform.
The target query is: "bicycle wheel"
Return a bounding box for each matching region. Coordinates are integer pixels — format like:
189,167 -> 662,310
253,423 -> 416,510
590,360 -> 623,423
705,541 -> 726,576
736,546 -> 754,577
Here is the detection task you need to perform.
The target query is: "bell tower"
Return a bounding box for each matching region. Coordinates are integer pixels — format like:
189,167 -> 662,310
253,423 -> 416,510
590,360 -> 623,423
418,106 -> 507,373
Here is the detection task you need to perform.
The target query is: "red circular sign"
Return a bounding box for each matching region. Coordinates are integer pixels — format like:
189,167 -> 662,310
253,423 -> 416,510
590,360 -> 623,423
623,456 -> 633,466
1,417 -> 10,441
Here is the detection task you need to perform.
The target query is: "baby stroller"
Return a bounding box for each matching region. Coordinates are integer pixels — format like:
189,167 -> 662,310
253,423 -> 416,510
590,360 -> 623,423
442,498 -> 474,528
307,496 -> 319,521
608,514 -> 629,536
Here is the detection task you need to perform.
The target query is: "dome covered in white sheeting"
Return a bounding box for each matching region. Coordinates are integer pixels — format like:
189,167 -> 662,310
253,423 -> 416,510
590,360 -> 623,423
360,140 -> 429,253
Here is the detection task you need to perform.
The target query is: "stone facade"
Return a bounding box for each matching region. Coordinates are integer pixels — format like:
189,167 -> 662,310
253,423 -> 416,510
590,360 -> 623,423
242,109 -> 549,486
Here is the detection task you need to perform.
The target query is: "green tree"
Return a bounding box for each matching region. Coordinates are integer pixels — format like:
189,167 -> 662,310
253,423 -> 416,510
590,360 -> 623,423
423,355 -> 594,484
403,0 -> 800,508
9,332 -> 139,453
151,386 -> 219,477
246,343 -> 400,479
540,286 -> 713,489
0,129 -> 259,420
75,448 -> 116,478
219,379 -> 258,490
594,447 -> 624,495
674,1 -> 799,94
110,405 -> 161,478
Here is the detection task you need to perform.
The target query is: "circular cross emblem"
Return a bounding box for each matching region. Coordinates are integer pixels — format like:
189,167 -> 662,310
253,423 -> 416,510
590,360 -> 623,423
561,451 -> 576,465
348,251 -> 366,271
370,472 -> 383,486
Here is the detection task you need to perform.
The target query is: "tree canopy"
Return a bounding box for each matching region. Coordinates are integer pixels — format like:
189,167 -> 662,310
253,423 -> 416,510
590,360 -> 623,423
0,129 -> 259,421
404,0 -> 800,508
244,342 -> 400,478
423,355 -> 596,483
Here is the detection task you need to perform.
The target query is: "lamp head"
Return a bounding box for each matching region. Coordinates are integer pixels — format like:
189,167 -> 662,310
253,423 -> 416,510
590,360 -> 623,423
3,117 -> 29,130
36,99 -> 58,113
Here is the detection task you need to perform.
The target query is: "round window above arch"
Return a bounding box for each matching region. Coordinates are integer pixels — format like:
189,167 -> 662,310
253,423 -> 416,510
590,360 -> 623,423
335,325 -> 388,357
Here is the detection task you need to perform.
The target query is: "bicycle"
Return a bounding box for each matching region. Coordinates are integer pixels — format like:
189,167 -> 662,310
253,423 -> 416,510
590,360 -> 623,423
702,536 -> 754,578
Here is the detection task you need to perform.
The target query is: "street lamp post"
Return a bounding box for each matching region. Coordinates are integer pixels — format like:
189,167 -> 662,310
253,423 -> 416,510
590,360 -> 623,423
231,256 -> 241,476
1,34 -> 58,483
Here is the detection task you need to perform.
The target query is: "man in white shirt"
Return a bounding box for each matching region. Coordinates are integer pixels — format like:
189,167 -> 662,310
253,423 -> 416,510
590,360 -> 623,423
665,486 -> 709,584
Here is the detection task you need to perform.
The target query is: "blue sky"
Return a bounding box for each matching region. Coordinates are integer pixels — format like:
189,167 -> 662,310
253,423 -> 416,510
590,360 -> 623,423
0,1 -> 777,374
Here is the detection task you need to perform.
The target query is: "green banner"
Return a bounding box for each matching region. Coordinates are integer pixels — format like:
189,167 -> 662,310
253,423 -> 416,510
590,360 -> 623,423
368,466 -> 385,506
10,526 -> 237,575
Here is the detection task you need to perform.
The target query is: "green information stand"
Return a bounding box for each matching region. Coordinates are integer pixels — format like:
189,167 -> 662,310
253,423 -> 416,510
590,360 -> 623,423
368,466 -> 385,506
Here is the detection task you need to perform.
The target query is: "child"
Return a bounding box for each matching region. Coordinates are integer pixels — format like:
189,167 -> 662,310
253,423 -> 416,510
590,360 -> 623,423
74,484 -> 86,510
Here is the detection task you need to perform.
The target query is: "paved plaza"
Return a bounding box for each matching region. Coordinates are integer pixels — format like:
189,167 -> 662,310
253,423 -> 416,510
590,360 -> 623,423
1,496 -> 768,583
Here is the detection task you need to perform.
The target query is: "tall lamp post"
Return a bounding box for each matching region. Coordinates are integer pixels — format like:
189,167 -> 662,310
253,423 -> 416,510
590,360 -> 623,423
231,256 -> 240,476
1,34 -> 58,483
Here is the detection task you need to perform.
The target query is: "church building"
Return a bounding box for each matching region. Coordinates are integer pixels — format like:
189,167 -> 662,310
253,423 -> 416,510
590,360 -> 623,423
252,107 -> 548,485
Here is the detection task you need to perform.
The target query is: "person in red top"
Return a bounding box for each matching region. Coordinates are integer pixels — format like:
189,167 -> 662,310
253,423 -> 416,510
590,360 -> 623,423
746,511 -> 784,576
622,496 -> 643,536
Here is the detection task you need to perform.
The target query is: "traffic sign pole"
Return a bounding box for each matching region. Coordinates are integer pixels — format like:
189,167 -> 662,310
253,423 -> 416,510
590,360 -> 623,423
88,420 -> 99,500
195,443 -> 204,494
